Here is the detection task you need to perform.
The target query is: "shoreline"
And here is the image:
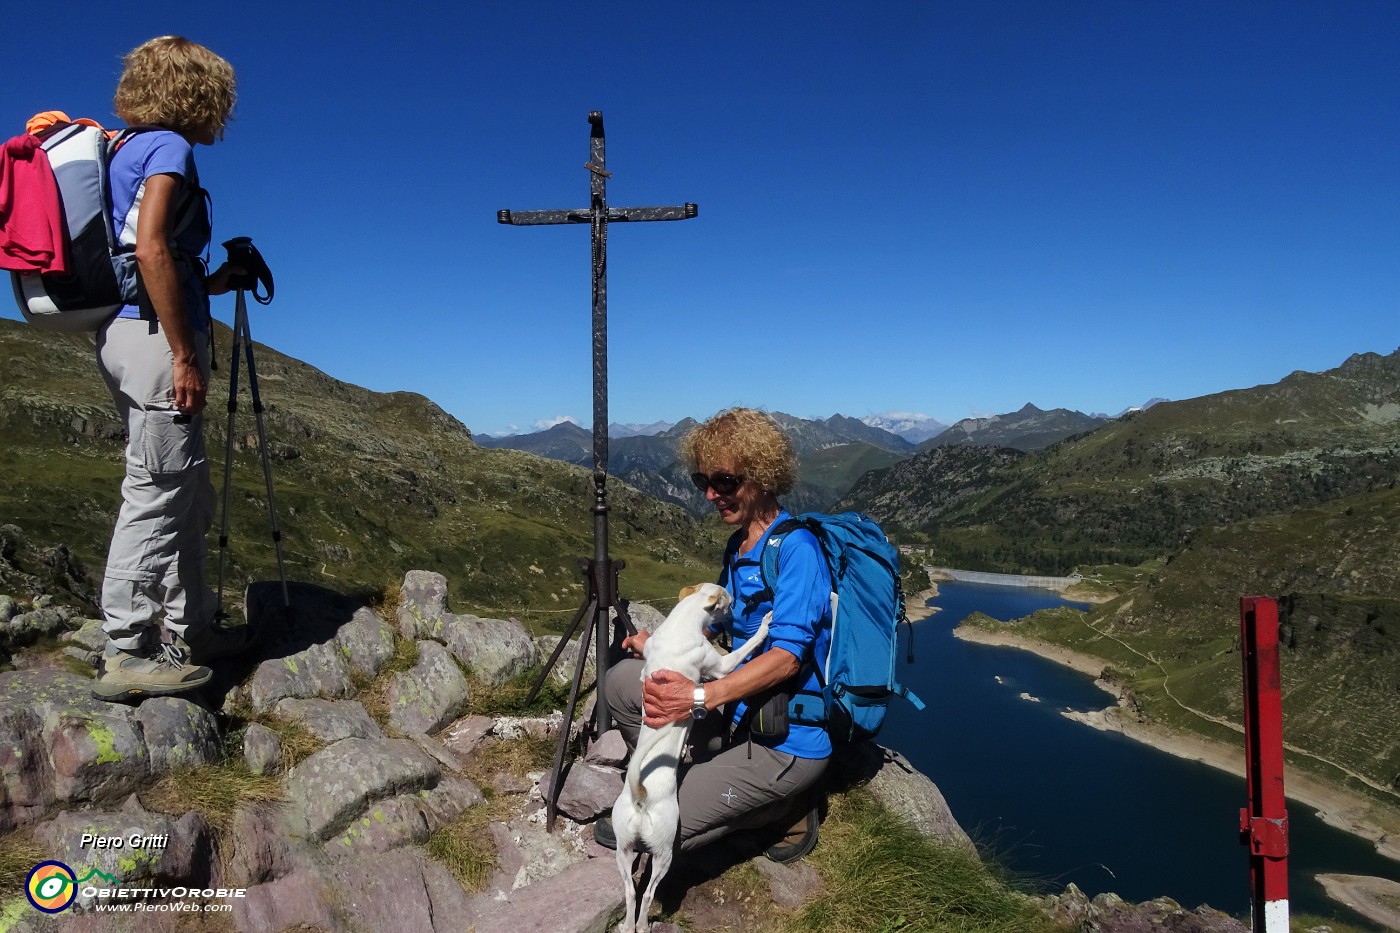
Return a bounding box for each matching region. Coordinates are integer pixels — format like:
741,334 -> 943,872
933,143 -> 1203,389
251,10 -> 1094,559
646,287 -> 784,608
953,623 -> 1400,865
905,584 -> 940,622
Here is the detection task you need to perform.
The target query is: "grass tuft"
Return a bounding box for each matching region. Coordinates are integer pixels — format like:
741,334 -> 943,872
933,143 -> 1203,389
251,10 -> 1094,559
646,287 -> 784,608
467,666 -> 572,718
785,791 -> 1060,933
141,763 -> 284,833
0,828 -> 47,896
425,808 -> 496,893
368,580 -> 403,624
359,635 -> 420,727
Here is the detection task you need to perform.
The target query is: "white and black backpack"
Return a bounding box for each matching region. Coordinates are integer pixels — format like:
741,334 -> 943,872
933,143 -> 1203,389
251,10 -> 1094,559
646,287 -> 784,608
11,119 -> 201,331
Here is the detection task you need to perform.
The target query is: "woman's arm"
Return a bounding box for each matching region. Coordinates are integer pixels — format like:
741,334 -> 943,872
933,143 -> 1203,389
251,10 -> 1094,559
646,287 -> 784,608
641,646 -> 800,728
135,172 -> 205,415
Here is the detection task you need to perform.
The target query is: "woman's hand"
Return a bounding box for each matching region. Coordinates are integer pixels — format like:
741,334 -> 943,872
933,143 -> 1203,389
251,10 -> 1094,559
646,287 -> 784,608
641,669 -> 696,727
621,630 -> 649,658
170,356 -> 208,415
206,262 -> 244,296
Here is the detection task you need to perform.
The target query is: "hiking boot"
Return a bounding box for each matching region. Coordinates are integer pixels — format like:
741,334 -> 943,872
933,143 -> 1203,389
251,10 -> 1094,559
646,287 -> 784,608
92,641 -> 211,702
177,620 -> 253,665
592,815 -> 617,850
764,805 -> 819,864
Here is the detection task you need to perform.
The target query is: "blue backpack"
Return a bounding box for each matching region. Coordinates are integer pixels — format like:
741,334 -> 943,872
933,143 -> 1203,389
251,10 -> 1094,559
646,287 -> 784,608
759,512 -> 925,743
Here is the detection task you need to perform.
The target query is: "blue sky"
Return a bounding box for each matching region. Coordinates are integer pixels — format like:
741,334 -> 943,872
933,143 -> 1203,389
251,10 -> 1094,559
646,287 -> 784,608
5,2 -> 1397,436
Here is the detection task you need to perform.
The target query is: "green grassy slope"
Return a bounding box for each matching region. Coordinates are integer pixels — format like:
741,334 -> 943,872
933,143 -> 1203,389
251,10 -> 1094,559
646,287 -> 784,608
0,320 -> 724,624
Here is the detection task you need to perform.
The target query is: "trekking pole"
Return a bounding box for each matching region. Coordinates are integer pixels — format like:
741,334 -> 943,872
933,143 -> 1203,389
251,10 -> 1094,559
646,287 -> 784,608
213,239 -> 290,614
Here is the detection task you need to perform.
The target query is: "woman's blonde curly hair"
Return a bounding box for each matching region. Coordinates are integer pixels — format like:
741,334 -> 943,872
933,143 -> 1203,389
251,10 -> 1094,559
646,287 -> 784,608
681,408 -> 797,496
114,36 -> 236,140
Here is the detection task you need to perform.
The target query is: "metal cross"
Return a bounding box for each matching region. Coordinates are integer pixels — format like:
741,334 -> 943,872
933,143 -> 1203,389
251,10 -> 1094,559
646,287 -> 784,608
499,111 -> 696,830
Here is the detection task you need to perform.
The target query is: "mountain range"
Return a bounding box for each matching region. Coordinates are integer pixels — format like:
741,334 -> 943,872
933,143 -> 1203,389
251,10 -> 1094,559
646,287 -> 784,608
4,315 -> 1396,809
840,349 -> 1400,797
478,403 -> 1123,515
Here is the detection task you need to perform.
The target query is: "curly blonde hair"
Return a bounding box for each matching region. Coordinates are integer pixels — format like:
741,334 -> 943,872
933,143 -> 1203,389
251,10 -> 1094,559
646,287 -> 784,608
681,408 -> 797,496
114,36 -> 236,140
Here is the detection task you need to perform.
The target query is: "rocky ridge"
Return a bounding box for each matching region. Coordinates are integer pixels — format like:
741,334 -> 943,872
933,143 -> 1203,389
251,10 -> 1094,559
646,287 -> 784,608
0,572 -> 1250,933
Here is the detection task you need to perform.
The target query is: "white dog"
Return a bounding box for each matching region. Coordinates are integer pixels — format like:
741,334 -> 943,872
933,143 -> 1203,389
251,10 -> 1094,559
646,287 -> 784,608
612,582 -> 770,933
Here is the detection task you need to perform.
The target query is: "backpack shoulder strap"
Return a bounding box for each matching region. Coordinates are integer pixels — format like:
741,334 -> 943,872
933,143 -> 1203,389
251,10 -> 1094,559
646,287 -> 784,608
754,516 -> 809,611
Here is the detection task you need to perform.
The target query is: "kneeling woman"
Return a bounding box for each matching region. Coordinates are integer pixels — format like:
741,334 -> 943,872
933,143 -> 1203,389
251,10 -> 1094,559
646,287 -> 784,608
601,407 -> 830,860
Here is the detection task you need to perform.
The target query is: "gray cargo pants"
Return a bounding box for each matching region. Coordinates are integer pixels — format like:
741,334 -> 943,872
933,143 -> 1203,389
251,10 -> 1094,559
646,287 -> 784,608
602,657 -> 827,851
96,317 -> 216,650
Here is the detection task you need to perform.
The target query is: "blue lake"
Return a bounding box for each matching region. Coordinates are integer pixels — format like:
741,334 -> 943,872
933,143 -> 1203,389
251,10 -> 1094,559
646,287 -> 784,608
878,580 -> 1400,928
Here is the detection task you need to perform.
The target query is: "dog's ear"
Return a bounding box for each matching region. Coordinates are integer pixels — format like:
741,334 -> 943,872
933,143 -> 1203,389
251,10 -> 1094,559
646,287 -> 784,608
678,584 -> 701,601
702,585 -> 728,611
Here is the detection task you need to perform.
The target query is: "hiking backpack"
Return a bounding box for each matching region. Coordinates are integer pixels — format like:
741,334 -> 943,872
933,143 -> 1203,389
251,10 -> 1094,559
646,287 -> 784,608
7,117 -> 199,332
759,511 -> 925,743
7,119 -> 132,331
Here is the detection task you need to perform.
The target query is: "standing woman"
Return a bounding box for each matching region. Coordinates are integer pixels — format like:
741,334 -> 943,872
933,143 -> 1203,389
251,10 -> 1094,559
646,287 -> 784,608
600,408 -> 831,860
94,36 -> 249,701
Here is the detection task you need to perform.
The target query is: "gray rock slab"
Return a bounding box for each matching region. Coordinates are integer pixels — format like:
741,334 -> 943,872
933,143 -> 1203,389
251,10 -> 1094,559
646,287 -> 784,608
0,670 -> 218,832
335,605 -> 396,679
546,760 -> 623,822
467,852 -> 621,933
231,580 -> 397,714
440,713 -> 494,756
135,696 -> 223,773
243,639 -> 355,714
826,742 -> 974,852
274,697 -> 383,742
387,640 -> 470,735
328,771 -> 485,858
419,773 -> 485,828
398,569 -> 449,638
583,729 -> 628,768
242,722 -> 282,775
284,737 -> 441,842
236,847 -> 478,933
328,793 -> 431,854
32,808 -> 214,909
62,618 -> 107,651
222,801 -> 311,888
439,613 -> 539,685
750,856 -> 824,908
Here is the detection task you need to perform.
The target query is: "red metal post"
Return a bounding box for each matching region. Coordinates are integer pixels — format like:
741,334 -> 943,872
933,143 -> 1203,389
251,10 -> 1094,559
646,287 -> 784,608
1239,596 -> 1289,933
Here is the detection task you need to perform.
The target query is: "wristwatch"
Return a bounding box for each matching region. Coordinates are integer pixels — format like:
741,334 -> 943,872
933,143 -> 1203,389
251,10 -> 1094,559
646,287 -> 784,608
691,685 -> 708,720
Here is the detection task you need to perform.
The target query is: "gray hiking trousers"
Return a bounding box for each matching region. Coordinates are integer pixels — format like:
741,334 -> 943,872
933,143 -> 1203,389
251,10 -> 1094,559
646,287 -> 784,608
96,317 -> 216,650
602,657 -> 828,851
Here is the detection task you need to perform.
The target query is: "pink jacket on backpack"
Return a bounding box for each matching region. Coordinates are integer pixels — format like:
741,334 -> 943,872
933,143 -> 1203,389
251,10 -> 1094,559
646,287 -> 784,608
0,133 -> 67,274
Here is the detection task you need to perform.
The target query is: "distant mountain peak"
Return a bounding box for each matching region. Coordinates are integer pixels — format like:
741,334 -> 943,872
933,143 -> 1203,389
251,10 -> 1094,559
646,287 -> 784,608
859,412 -> 949,444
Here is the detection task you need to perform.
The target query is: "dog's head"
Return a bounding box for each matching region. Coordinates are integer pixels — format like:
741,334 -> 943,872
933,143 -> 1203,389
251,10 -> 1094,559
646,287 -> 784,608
676,582 -> 732,626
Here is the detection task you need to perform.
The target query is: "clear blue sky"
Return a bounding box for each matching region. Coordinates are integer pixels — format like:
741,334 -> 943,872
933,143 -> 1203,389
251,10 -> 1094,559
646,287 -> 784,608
6,2 -> 1397,435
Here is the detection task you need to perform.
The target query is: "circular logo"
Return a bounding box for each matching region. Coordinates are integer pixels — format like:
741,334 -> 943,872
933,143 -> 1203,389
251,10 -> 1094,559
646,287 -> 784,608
26,861 -> 77,913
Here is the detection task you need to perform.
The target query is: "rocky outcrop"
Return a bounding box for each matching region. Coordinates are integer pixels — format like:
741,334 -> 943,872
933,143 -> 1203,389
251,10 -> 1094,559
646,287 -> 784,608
0,669 -> 222,833
0,572 -> 1235,933
398,569 -> 539,685
1042,885 -> 1248,933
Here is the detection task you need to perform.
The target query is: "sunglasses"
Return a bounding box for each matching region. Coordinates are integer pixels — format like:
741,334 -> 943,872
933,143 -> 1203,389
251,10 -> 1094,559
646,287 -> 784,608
690,471 -> 745,495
